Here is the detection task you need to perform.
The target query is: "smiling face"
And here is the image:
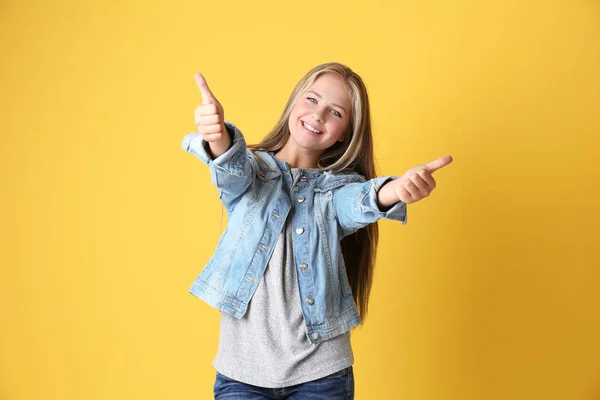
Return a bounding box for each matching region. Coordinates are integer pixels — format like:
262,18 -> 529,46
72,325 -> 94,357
286,73 -> 353,156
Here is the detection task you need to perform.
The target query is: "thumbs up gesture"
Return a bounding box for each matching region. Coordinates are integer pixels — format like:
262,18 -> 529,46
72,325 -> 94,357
391,156 -> 453,204
193,73 -> 231,158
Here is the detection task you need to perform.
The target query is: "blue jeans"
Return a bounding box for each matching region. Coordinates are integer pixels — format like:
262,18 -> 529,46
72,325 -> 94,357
213,366 -> 354,399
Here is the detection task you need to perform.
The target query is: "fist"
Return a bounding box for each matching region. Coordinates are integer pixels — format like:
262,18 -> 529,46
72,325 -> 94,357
393,156 -> 453,204
194,72 -> 226,142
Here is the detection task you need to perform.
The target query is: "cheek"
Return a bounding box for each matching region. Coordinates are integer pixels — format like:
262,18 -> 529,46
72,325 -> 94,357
288,108 -> 302,131
331,119 -> 350,136
294,101 -> 313,115
289,105 -> 303,121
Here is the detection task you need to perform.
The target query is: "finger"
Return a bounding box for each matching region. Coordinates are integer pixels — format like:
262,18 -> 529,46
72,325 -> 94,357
409,174 -> 430,196
416,169 -> 436,190
194,114 -> 222,126
396,186 -> 414,204
424,155 -> 453,173
194,72 -> 217,105
404,180 -> 421,199
196,123 -> 225,135
194,104 -> 220,117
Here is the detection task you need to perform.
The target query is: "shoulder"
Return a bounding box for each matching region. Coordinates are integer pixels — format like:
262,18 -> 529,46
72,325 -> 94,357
247,150 -> 282,180
324,170 -> 366,183
251,150 -> 279,170
315,170 -> 366,191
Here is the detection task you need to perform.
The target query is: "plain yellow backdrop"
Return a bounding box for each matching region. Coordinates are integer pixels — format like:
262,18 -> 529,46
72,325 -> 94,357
1,0 -> 599,399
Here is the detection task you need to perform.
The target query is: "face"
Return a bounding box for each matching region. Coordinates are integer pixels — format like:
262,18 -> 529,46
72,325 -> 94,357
287,74 -> 353,155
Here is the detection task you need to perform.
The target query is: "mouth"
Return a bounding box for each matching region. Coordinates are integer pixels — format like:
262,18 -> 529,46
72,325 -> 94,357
301,120 -> 323,135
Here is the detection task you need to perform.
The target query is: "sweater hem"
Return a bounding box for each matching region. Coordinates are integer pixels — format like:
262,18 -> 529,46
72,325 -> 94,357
212,356 -> 354,389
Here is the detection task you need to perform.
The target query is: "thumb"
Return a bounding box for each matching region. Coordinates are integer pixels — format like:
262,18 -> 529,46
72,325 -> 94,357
194,72 -> 217,105
424,155 -> 453,172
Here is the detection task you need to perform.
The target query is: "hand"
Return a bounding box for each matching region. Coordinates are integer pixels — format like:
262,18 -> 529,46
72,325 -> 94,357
194,72 -> 227,143
393,156 -> 453,204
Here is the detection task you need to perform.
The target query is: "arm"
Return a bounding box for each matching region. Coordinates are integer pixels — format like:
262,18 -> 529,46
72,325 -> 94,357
376,177 -> 401,211
206,127 -> 231,159
182,73 -> 257,212
182,121 -> 256,212
333,176 -> 408,237
333,156 -> 453,236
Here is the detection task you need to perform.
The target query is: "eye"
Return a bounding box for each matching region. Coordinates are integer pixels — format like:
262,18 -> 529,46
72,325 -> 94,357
307,97 -> 317,103
331,110 -> 342,118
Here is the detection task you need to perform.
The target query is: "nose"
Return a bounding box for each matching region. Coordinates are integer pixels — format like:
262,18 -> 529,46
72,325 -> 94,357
313,108 -> 326,122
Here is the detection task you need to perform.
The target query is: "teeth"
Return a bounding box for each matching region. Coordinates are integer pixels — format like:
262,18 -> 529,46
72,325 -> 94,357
303,121 -> 321,134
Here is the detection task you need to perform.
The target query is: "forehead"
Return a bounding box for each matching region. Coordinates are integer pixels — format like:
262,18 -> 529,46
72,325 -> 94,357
305,74 -> 351,108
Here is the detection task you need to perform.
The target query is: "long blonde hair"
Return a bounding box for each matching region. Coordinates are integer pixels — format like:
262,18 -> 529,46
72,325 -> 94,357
248,62 -> 379,324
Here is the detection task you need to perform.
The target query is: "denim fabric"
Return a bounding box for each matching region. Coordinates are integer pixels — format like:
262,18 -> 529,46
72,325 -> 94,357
213,366 -> 354,399
182,122 -> 407,344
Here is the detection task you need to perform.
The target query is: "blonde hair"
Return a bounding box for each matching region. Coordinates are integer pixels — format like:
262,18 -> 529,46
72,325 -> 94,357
249,62 -> 380,325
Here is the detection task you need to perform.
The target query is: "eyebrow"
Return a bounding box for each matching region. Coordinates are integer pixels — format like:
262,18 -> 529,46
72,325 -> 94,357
306,90 -> 347,113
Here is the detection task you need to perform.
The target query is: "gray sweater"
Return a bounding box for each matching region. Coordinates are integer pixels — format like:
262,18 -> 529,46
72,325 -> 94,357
212,168 -> 354,388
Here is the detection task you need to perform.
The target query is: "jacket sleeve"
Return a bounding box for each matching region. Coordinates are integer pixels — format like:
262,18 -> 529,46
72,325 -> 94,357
181,121 -> 256,212
333,176 -> 407,237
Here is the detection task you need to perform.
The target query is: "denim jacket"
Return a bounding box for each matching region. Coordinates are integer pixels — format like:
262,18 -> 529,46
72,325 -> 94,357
181,122 -> 407,344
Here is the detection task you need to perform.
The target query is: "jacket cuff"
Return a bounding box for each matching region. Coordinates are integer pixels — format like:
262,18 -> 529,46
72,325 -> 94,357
181,122 -> 247,176
359,176 -> 407,224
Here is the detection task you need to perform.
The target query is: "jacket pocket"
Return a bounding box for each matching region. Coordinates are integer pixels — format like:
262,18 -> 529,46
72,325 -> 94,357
314,179 -> 347,221
314,189 -> 336,221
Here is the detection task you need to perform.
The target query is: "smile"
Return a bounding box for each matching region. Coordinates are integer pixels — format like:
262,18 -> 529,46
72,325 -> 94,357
302,121 -> 322,134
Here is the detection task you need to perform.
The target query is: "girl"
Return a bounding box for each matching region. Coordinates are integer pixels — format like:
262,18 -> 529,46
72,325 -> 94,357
182,62 -> 452,399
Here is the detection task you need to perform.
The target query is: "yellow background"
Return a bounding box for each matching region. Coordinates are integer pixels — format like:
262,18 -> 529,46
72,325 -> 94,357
1,0 -> 599,399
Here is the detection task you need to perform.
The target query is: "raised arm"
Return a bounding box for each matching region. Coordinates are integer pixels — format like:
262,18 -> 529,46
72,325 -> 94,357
193,72 -> 231,158
333,176 -> 408,238
181,73 -> 257,212
333,155 -> 453,237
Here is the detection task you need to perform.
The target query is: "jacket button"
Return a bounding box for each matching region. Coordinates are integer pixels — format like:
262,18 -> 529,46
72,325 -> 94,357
300,263 -> 308,270
296,227 -> 304,234
305,298 -> 314,305
311,332 -> 319,340
297,195 -> 305,203
301,176 -> 308,182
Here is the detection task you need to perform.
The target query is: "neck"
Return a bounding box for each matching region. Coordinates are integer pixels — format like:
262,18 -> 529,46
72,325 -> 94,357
274,145 -> 322,169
